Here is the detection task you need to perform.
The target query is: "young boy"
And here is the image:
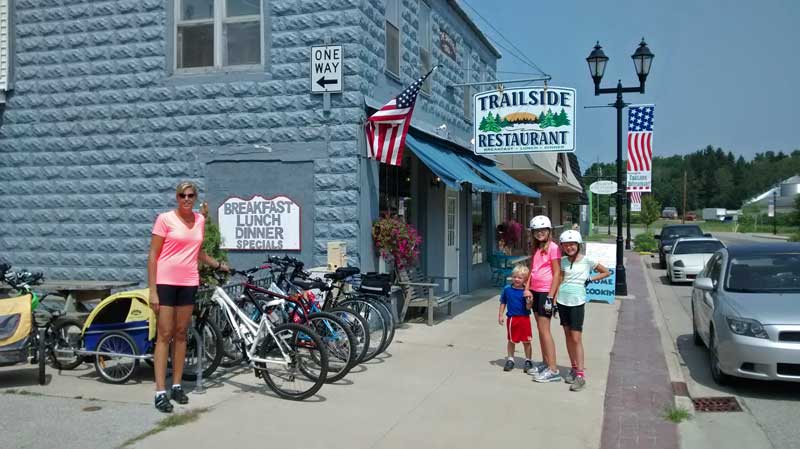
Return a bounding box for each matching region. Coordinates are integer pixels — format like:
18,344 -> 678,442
557,230 -> 610,391
498,265 -> 534,373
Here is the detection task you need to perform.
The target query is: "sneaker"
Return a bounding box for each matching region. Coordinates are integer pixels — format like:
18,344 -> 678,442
155,393 -> 173,413
570,376 -> 586,392
503,359 -> 515,372
564,369 -> 577,384
533,368 -> 562,383
527,362 -> 547,376
170,386 -> 189,405
523,360 -> 534,374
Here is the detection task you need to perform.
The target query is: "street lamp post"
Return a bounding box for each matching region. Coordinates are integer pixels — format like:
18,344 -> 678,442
626,189 -> 631,249
586,39 -> 654,297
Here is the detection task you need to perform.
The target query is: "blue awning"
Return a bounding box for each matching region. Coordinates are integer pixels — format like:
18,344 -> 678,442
405,134 -> 539,198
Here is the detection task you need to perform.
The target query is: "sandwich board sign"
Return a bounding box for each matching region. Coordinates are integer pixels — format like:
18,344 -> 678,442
585,242 -> 616,304
311,45 -> 342,93
473,86 -> 576,155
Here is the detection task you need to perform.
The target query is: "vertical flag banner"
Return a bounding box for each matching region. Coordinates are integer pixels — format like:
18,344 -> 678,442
366,67 -> 436,166
630,191 -> 642,212
626,105 -> 654,192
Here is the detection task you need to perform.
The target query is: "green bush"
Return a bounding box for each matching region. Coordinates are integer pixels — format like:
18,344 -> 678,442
199,202 -> 229,286
789,232 -> 800,242
634,232 -> 658,252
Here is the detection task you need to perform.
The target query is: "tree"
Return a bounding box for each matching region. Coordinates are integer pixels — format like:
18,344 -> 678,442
555,108 -> 570,126
640,195 -> 661,232
199,202 -> 228,286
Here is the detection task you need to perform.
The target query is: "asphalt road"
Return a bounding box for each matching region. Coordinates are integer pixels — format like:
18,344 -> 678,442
646,232 -> 800,449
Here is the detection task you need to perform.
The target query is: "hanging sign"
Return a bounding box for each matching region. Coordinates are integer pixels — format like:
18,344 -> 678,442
585,242 -> 616,304
589,180 -> 617,195
473,86 -> 576,155
218,195 -> 301,250
626,105 -> 655,192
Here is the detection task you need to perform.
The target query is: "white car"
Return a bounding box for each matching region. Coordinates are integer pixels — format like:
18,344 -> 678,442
666,237 -> 726,283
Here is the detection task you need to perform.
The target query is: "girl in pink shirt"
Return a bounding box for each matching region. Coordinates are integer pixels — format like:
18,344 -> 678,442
147,181 -> 228,413
524,215 -> 562,383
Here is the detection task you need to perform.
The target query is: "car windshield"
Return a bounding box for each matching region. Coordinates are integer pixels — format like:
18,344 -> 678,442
664,227 -> 703,238
674,241 -> 724,255
725,253 -> 800,293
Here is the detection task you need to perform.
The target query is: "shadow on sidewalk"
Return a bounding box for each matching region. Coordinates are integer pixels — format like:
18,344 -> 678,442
403,287 -> 500,326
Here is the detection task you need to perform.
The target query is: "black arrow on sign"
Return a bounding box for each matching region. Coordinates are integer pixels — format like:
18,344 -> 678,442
316,77 -> 338,88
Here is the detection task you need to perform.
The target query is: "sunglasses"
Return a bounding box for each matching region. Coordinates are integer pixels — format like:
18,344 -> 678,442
178,193 -> 196,199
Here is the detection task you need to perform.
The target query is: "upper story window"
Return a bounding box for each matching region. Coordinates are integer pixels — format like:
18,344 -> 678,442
175,0 -> 262,71
385,0 -> 401,77
418,1 -> 432,94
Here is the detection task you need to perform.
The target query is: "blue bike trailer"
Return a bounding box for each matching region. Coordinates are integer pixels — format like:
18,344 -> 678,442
81,289 -> 155,354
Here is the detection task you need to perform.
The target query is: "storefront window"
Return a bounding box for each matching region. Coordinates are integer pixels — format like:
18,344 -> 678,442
472,191 -> 485,264
379,153 -> 413,223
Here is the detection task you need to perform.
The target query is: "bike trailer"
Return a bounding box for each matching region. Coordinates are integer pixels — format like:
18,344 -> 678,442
82,289 -> 155,355
0,294 -> 33,366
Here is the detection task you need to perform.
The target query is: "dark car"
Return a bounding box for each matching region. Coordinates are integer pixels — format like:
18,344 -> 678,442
656,224 -> 710,268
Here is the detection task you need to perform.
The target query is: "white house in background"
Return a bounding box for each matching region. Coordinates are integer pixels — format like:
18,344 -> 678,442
742,175 -> 800,214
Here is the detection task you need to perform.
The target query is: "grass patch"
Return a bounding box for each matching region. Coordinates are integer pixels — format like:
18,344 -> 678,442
120,407 -> 210,448
663,405 -> 692,423
585,233 -> 613,242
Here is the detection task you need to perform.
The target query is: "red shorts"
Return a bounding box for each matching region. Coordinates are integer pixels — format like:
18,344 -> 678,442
506,316 -> 532,343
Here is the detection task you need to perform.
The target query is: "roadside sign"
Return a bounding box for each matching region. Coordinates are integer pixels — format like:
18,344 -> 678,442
631,202 -> 641,212
585,242 -> 616,304
589,180 -> 617,195
768,200 -> 775,218
311,45 -> 342,93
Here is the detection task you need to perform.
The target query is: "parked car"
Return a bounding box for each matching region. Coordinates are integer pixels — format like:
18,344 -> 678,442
666,238 -> 725,284
662,207 -> 678,219
656,224 -> 710,268
685,212 -> 697,221
691,243 -> 800,384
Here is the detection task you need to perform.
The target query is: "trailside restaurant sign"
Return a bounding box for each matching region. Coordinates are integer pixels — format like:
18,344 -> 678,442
218,195 -> 301,250
473,86 -> 576,155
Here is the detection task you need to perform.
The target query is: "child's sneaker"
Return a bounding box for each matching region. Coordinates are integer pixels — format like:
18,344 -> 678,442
570,376 -> 586,392
503,359 -> 515,372
533,368 -> 562,383
523,360 -> 534,373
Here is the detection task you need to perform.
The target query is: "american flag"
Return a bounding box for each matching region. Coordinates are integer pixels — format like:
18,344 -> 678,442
629,191 -> 642,212
627,105 -> 654,191
366,67 -> 436,166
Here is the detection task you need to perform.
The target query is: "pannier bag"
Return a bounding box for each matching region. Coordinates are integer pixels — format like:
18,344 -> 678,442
358,273 -> 392,295
0,294 -> 33,365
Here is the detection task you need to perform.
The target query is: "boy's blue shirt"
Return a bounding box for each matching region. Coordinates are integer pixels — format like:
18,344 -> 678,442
499,285 -> 530,317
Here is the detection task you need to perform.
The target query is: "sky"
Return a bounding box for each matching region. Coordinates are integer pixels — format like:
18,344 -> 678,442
465,0 -> 800,168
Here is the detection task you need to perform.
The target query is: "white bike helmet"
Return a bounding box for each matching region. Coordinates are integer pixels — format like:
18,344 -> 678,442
529,215 -> 552,230
559,230 -> 583,244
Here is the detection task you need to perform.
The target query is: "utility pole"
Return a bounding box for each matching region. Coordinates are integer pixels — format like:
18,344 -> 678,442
682,170 -> 687,224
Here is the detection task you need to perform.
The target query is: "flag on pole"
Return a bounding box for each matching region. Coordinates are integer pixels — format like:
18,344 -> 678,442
366,67 -> 436,166
626,105 -> 654,192
630,191 -> 642,212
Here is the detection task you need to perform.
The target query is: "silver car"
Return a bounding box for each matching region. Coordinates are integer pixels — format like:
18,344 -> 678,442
692,243 -> 800,384
666,237 -> 725,284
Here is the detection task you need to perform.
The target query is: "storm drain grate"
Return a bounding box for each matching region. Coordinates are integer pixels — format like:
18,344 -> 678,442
692,396 -> 742,412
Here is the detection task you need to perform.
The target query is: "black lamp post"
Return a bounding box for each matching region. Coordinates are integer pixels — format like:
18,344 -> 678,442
586,39 -> 654,297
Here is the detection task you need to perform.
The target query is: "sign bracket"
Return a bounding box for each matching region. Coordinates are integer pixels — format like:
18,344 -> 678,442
448,75 -> 550,89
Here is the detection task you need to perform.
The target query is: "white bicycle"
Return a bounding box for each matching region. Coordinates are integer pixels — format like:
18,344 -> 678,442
204,269 -> 328,400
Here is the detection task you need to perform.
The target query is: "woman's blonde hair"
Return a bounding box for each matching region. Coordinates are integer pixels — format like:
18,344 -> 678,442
533,228 -> 552,254
511,264 -> 530,279
175,181 -> 198,196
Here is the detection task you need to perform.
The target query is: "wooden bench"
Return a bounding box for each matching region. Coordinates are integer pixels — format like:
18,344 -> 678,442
397,267 -> 458,326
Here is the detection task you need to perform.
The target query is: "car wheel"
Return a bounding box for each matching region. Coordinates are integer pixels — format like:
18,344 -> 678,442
659,254 -> 666,269
692,304 -> 703,347
667,268 -> 674,284
708,328 -> 730,385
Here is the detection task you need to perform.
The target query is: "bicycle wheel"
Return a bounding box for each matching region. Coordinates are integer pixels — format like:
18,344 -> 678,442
49,318 -> 84,370
306,312 -> 356,383
181,318 -> 223,381
339,299 -> 387,363
37,329 -> 47,385
363,297 -> 395,354
207,303 -> 245,368
94,332 -> 139,384
254,323 -> 327,401
328,307 -> 369,363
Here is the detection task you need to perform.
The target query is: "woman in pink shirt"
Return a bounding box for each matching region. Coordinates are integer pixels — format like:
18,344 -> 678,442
147,181 -> 228,413
523,215 -> 562,383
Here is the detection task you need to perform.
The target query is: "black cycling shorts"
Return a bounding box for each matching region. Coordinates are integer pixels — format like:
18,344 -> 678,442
531,291 -> 553,318
156,285 -> 198,307
558,303 -> 585,331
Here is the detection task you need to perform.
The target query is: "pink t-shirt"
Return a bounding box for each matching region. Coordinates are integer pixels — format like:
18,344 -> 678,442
152,211 -> 205,286
529,241 -> 561,292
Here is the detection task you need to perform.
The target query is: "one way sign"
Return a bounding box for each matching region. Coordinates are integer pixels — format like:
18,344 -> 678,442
311,45 -> 342,94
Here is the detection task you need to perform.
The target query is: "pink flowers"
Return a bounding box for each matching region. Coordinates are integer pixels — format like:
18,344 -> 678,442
372,215 -> 423,270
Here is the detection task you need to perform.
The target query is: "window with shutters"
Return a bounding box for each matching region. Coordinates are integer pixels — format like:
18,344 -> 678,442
463,52 -> 474,121
385,0 -> 401,77
0,0 -> 10,93
174,0 -> 263,72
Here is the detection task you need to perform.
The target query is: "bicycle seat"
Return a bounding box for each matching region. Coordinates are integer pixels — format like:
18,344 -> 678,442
293,279 -> 328,291
324,266 -> 360,281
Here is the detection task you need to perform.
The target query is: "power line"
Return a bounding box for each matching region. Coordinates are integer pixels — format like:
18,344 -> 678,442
460,0 -> 549,77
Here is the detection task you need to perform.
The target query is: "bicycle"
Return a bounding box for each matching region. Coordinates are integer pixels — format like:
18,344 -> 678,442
202,269 -> 329,400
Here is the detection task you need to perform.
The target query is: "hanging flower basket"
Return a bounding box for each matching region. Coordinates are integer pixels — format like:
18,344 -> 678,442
372,215 -> 423,271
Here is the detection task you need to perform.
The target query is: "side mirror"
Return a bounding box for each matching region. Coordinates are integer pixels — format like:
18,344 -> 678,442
694,277 -> 715,291
704,233 -> 712,237
654,235 -> 661,240
663,245 -> 672,253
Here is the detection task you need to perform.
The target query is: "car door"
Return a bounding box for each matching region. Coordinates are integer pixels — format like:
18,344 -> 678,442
696,254 -> 722,342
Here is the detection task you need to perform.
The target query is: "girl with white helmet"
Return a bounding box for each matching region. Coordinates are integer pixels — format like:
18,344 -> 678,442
557,229 -> 610,392
524,215 -> 562,382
